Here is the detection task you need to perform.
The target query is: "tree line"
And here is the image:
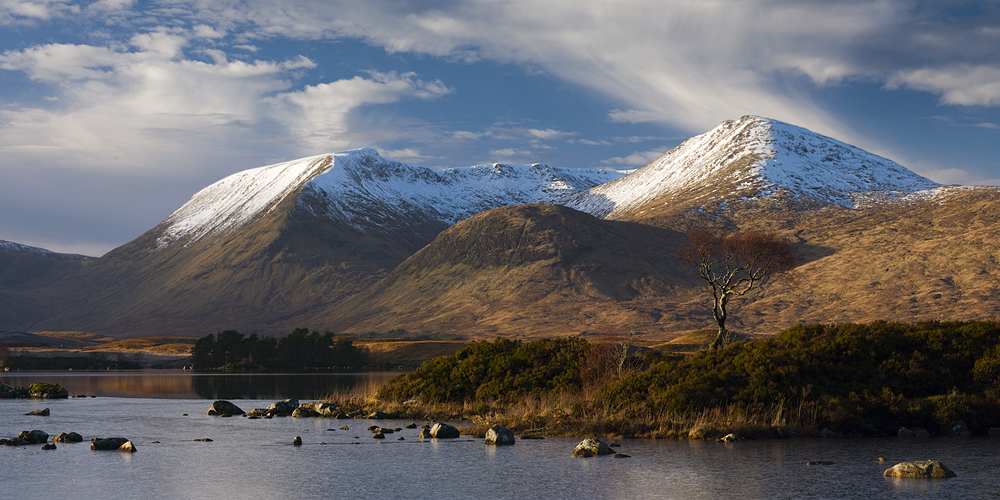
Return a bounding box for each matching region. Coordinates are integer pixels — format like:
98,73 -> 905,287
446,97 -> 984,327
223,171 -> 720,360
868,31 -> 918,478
190,328 -> 366,370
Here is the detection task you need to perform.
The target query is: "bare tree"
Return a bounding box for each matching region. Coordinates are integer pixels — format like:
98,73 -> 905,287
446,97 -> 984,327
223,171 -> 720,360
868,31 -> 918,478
680,228 -> 796,350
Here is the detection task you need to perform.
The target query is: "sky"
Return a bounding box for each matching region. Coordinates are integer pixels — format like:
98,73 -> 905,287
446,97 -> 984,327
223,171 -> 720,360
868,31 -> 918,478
2,0 -> 999,257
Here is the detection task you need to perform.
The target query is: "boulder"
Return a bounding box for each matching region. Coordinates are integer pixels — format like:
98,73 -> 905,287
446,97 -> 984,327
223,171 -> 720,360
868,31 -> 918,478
946,419 -> 972,437
91,437 -> 130,450
571,437 -> 613,457
206,400 -> 245,416
883,460 -> 956,479
268,399 -> 299,415
897,426 -> 931,438
430,423 -> 460,439
292,407 -> 318,418
373,431 -> 386,439
292,436 -> 302,446
28,383 -> 69,399
18,430 -> 49,444
24,408 -> 50,416
53,432 -> 83,443
41,443 -> 57,450
485,425 -> 515,446
247,408 -> 268,417
368,410 -> 395,419
405,423 -> 418,429
418,428 -> 433,439
313,403 -> 340,417
718,433 -> 743,443
118,440 -> 137,453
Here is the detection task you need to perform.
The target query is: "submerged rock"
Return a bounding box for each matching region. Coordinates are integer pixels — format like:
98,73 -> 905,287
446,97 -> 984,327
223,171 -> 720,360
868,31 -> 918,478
24,408 -> 50,416
485,425 -> 515,446
571,437 -> 613,457
41,443 -> 57,450
883,460 -> 956,479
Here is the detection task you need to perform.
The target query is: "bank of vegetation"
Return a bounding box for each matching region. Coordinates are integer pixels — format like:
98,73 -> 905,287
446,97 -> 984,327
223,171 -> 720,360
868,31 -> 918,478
191,328 -> 367,370
331,321 -> 1000,439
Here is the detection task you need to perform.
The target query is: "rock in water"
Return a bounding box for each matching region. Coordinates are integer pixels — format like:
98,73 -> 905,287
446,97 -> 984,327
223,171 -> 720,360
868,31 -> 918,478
293,436 -> 302,446
571,437 -> 613,457
883,460 -> 956,479
54,432 -> 83,443
430,423 -> 460,439
18,430 -> 49,444
717,433 -> 743,443
897,426 -> 931,438
91,437 -> 130,450
267,399 -> 299,416
118,440 -> 137,453
24,408 -> 50,416
485,425 -> 515,446
206,400 -> 245,416
418,428 -> 432,439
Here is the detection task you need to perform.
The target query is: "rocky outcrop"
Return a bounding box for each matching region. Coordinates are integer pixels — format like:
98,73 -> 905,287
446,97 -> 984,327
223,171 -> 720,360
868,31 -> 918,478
54,432 -> 83,443
24,408 -> 50,416
91,437 -> 132,451
571,437 -> 613,457
883,460 -> 956,478
28,383 -> 69,398
485,425 -> 515,445
430,423 -> 460,439
897,426 -> 931,438
206,400 -> 245,416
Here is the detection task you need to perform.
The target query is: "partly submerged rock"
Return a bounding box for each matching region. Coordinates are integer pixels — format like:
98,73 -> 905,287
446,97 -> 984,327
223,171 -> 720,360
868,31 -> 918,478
430,423 -> 460,439
206,400 -> 245,416
118,440 -> 137,453
41,443 -> 57,450
572,437 -> 613,457
718,433 -> 743,443
897,426 -> 931,438
418,428 -> 433,439
53,432 -> 83,443
292,406 -> 317,418
485,425 -> 515,446
883,460 -> 956,479
18,430 -> 49,444
268,399 -> 299,416
91,437 -> 131,451
24,408 -> 50,416
292,436 -> 303,446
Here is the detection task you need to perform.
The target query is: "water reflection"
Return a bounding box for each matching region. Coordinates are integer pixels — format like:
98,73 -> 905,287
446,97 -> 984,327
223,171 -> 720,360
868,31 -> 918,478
0,370 -> 402,399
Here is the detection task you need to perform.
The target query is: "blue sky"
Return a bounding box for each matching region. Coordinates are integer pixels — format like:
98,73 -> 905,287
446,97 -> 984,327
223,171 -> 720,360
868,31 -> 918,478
2,0 -> 999,256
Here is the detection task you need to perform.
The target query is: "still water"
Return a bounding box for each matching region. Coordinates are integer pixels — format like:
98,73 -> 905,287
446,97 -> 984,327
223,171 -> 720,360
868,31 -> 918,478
2,372 -> 997,499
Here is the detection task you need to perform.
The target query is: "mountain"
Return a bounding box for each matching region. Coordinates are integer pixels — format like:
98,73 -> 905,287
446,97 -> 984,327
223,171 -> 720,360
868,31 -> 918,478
9,116 -> 1000,340
26,150 -> 623,337
568,115 -> 942,224
0,241 -> 94,329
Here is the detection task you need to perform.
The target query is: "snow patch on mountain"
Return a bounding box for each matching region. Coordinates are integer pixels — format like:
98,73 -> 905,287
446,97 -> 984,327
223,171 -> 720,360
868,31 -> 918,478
155,148 -> 624,248
568,115 -> 941,217
0,240 -> 94,260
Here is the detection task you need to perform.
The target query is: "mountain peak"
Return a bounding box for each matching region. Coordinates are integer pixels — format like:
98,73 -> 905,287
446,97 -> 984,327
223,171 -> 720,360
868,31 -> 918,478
572,115 -> 941,218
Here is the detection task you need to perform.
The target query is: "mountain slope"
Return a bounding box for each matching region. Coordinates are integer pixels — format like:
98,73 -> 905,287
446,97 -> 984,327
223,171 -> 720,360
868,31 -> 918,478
0,241 -> 94,330
315,203 -> 697,338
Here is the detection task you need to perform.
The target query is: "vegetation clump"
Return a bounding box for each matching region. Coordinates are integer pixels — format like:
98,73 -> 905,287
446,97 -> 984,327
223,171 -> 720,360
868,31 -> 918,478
190,328 -> 365,370
368,321 -> 1000,439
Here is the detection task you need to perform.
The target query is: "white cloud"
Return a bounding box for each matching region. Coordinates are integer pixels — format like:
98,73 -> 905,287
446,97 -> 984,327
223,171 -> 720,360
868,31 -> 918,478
608,109 -> 663,124
887,65 -> 1000,107
0,0 -> 79,23
489,148 -> 532,158
527,128 -> 576,140
601,148 -> 666,167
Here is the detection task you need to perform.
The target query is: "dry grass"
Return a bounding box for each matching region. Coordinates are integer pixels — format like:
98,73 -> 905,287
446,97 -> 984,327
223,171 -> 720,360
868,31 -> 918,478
323,379 -> 823,440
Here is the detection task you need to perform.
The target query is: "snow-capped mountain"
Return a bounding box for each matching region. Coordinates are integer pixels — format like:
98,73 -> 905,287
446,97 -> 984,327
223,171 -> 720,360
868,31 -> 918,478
568,115 -> 942,218
155,148 -> 624,249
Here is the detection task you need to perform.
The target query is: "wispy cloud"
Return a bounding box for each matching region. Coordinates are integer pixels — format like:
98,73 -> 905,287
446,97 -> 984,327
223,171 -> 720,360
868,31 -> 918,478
601,148 -> 666,167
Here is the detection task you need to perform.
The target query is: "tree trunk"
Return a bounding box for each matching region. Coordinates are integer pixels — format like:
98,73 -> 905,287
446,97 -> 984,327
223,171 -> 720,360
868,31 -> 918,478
710,292 -> 729,350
